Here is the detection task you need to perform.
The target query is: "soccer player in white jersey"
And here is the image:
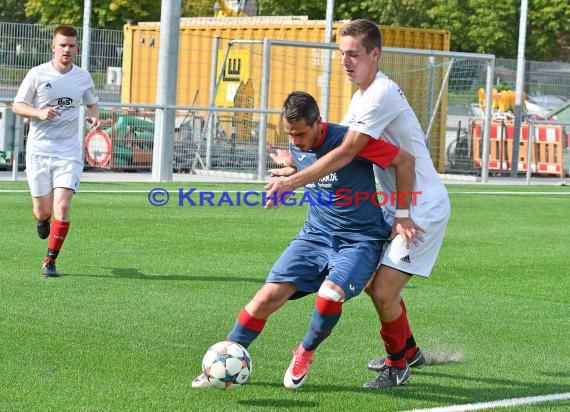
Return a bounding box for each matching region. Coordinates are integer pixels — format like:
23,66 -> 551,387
265,19 -> 450,388
13,25 -> 101,277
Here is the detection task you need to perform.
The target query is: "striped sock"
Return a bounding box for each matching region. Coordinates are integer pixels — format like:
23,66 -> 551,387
226,308 -> 267,349
301,295 -> 343,351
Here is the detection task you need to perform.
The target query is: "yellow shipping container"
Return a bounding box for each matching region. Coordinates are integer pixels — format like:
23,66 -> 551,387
121,17 -> 450,169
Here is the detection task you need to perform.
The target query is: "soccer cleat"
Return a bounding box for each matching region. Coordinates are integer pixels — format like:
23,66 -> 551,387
42,260 -> 59,277
363,365 -> 411,389
283,344 -> 314,389
191,373 -> 214,389
36,219 -> 50,239
367,347 -> 425,372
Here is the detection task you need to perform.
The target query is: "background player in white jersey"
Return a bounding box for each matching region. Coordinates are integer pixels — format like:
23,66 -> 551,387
265,19 -> 450,388
12,25 -> 100,277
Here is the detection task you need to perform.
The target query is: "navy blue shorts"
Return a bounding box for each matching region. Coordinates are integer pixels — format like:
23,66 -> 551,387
267,234 -> 383,300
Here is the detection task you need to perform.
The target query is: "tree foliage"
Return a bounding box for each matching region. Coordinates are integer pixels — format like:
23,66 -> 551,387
5,0 -> 570,60
336,0 -> 434,29
260,0 -> 570,61
427,0 -> 570,60
526,0 -> 570,61
23,0 -> 162,28
257,0 -> 324,20
182,0 -> 214,18
22,0 -> 213,29
0,0 -> 32,22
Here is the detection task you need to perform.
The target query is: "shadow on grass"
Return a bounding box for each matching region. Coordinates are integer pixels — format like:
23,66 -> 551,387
544,370 -> 570,378
376,369 -> 570,406
241,369 -> 570,408
70,267 -> 262,283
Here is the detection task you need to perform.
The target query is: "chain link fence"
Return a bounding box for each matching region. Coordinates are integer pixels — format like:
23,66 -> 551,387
1,22 -> 569,179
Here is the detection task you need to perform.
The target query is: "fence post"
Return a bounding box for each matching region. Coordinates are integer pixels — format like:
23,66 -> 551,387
525,120 -> 534,184
207,37 -> 220,170
152,0 -> 181,182
257,39 -> 271,181
481,58 -> 495,182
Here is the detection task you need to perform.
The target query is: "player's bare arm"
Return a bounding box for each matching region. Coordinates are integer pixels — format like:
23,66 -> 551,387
389,150 -> 425,248
12,102 -> 60,121
265,130 -> 370,208
85,103 -> 101,130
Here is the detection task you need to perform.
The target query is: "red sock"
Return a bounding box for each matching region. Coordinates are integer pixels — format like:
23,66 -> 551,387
236,308 -> 266,332
400,299 -> 419,359
380,307 -> 407,369
47,219 -> 70,260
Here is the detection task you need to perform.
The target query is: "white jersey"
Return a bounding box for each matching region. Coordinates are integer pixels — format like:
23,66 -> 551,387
341,71 -> 448,225
15,61 -> 99,162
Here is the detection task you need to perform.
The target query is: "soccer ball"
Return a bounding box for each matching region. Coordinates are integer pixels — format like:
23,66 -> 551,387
201,341 -> 252,389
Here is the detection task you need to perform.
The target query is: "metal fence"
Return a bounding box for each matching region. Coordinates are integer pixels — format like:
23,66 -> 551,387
1,22 -> 569,181
0,22 -> 122,102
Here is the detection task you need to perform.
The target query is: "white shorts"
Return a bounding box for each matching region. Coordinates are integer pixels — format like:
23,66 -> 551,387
381,196 -> 450,277
26,153 -> 83,197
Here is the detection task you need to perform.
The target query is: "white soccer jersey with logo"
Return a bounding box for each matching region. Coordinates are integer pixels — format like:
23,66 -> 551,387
341,70 -> 448,222
341,71 -> 450,277
14,62 -> 99,162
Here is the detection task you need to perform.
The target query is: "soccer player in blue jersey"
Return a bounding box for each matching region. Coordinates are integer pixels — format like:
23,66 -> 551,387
192,91 -> 416,389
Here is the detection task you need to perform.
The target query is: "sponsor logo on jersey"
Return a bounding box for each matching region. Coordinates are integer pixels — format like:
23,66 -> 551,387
47,97 -> 73,111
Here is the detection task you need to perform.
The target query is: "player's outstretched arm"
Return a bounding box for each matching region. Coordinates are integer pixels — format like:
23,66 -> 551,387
265,130 -> 370,208
269,166 -> 297,177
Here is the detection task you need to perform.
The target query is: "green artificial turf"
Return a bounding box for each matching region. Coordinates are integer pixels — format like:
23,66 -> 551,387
0,181 -> 569,411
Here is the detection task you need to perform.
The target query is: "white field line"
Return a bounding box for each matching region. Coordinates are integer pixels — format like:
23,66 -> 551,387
447,191 -> 570,195
1,189 -> 570,195
406,392 -> 570,412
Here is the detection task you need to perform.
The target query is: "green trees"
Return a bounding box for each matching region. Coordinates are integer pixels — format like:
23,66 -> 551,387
23,0 -> 162,28
0,0 -> 31,23
259,0 -> 570,61
426,0 -> 570,60
3,0 -> 569,60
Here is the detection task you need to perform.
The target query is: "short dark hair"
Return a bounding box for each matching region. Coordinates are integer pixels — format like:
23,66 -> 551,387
53,25 -> 78,38
282,91 -> 320,126
339,19 -> 382,53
